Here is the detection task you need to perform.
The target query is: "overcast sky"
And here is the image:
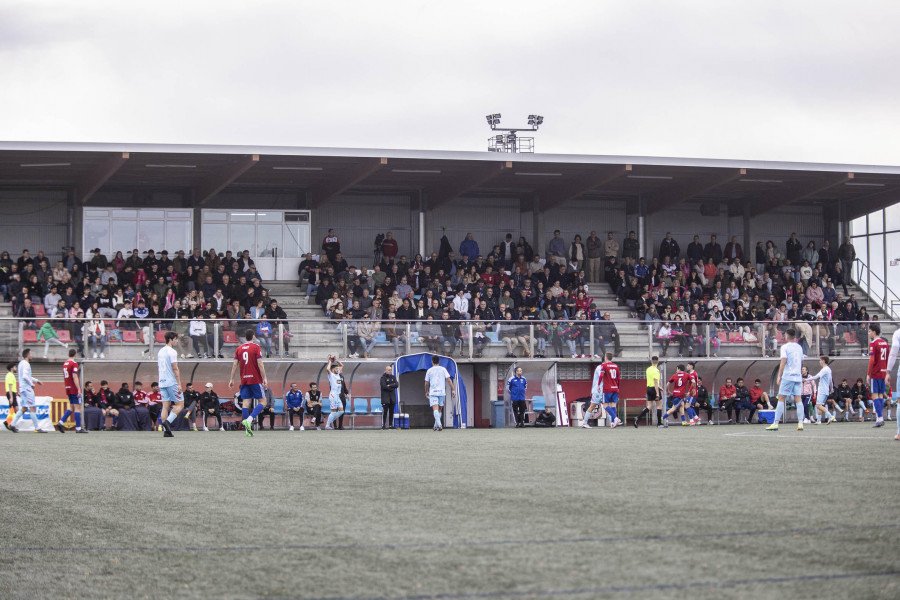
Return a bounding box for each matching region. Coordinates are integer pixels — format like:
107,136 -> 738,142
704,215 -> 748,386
2,0 -> 899,165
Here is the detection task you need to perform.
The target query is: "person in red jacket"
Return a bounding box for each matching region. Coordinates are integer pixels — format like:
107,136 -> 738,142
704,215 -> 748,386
381,232 -> 399,261
718,378 -> 738,424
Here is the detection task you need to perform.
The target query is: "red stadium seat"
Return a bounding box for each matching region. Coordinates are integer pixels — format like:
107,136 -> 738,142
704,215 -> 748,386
155,331 -> 168,344
122,330 -> 142,343
728,332 -> 743,343
223,330 -> 237,344
23,330 -> 37,343
33,304 -> 46,316
57,330 -> 72,343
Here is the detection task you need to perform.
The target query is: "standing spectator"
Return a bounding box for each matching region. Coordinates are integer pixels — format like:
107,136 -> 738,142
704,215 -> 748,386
755,241 -> 766,274
785,232 -> 802,266
322,228 -> 341,262
838,236 -> 855,284
379,365 -> 399,429
499,233 -> 516,270
818,240 -> 834,272
459,233 -> 479,262
381,232 -> 399,263
200,382 -> 222,431
724,236 -> 743,262
567,235 -> 585,270
703,235 -> 723,264
585,231 -> 602,283
622,231 -> 639,261
658,232 -> 680,262
507,367 -> 528,428
686,235 -> 704,264
547,230 -> 566,268
285,382 -> 305,431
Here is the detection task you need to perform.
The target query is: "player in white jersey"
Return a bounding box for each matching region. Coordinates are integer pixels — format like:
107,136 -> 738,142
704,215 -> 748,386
887,329 -> 900,440
157,332 -> 184,438
7,349 -> 44,433
808,355 -> 835,424
424,354 -> 454,431
324,355 -> 345,430
766,327 -> 805,431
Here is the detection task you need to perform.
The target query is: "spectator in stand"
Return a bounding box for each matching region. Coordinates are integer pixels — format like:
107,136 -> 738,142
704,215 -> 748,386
381,231 -> 399,265
459,233 -> 480,264
838,236 -> 855,285
622,231 -> 639,261
703,235 -> 723,264
383,312 -> 406,357
785,232 -> 802,266
567,235 -> 585,272
658,232 -> 680,262
593,311 -> 620,357
304,382 -> 322,429
322,228 -> 341,262
586,231 -> 603,283
724,236 -> 743,263
499,233 -> 516,270
285,382 -> 305,431
547,230 -> 566,268
733,377 -> 754,424
199,382 -> 222,431
749,378 -> 773,411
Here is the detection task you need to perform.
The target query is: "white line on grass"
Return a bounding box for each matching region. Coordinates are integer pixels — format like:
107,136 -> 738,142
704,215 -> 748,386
724,432 -> 886,440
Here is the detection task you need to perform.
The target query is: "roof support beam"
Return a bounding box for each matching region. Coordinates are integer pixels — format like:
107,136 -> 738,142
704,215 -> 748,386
426,162 -> 510,210
538,164 -> 630,212
195,154 -> 259,206
843,185 -> 900,220
645,168 -> 745,215
748,172 -> 853,217
308,157 -> 387,208
74,152 -> 129,206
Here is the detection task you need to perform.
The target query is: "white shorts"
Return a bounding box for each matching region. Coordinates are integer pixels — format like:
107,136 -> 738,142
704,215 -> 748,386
329,395 -> 343,411
429,394 -> 445,407
816,392 -> 829,406
19,389 -> 35,408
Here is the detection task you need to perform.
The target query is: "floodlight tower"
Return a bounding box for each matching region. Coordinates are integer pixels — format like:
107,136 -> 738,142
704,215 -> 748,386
485,113 -> 543,153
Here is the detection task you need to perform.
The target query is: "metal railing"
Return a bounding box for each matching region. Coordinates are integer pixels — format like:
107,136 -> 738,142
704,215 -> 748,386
853,258 -> 900,320
5,316 -> 895,362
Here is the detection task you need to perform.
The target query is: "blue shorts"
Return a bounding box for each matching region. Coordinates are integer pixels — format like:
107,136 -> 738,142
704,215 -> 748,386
670,395 -> 685,406
685,396 -> 696,406
19,389 -> 35,408
603,392 -> 619,404
160,385 -> 182,404
68,393 -> 82,405
429,394 -> 445,407
778,379 -> 803,398
240,384 -> 264,400
870,379 -> 886,395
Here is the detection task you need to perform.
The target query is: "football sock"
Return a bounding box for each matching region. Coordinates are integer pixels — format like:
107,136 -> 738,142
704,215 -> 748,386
688,407 -> 697,420
887,408 -> 892,419
656,409 -> 662,424
11,408 -> 23,426
874,399 -> 884,419
607,407 -> 617,423
29,410 -> 40,430
433,409 -> 441,427
112,415 -> 118,427
73,412 -> 81,429
61,409 -> 72,424
637,407 -> 650,421
858,407 -> 863,419
166,411 -> 178,424
241,407 -> 249,420
773,401 -> 785,425
680,412 -> 686,422
249,404 -> 265,420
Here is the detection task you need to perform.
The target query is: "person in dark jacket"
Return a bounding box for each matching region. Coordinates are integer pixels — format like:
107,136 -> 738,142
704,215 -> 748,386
380,365 -> 399,429
305,382 -> 323,429
113,383 -> 138,430
507,367 -> 528,428
180,382 -> 201,431
199,383 -> 222,431
265,299 -> 291,357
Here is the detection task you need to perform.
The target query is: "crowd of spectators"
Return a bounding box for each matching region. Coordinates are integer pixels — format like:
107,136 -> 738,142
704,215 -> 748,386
1,246 -> 288,359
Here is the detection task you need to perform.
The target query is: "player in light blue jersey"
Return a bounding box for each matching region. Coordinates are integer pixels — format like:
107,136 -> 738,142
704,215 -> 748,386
808,355 -> 835,424
324,355 -> 345,430
424,355 -> 454,431
157,332 -> 184,438
766,327 -> 805,431
887,329 -> 900,440
7,349 -> 44,433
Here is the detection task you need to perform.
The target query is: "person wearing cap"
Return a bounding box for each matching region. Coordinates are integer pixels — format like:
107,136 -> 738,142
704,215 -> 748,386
172,250 -> 187,274
89,248 -> 108,271
199,382 -> 222,431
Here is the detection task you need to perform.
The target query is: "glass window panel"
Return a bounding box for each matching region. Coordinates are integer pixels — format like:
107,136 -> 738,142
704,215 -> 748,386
284,223 -> 311,258
256,224 -> 282,257
201,223 -> 228,252
887,233 -> 900,317
229,223 -> 256,255
850,216 -> 867,237
112,209 -> 137,218
166,221 -> 192,255
885,201 -> 900,233
166,210 -> 191,219
255,211 -> 282,222
853,236 -> 867,287
83,219 -> 110,256
139,210 -> 165,220
111,220 -> 137,255
869,234 -> 885,305
138,220 -> 165,251
868,210 -> 884,234
203,211 -> 228,221
84,209 -> 109,218
230,212 -> 256,222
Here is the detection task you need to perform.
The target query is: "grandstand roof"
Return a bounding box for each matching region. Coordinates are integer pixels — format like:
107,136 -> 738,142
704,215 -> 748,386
1,141 -> 898,218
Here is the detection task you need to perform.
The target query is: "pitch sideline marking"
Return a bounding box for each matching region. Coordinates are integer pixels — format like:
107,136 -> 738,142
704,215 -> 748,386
724,431 -> 888,440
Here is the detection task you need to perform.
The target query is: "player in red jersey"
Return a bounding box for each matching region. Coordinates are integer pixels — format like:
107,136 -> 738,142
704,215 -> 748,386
663,364 -> 691,427
148,383 -> 163,430
55,348 -> 87,433
867,323 -> 889,428
583,352 -> 621,428
228,328 -> 269,437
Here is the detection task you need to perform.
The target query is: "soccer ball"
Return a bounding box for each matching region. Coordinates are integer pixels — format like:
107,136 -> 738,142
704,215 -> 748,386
328,354 -> 336,361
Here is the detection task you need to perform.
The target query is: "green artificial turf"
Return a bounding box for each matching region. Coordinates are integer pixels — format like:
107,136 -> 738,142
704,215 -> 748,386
1,424 -> 897,600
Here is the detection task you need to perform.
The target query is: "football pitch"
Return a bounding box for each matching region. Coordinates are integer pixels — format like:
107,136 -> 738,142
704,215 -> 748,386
1,425 -> 897,600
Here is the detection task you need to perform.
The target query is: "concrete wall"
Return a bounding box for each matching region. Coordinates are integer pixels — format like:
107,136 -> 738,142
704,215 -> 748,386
0,191 -> 69,258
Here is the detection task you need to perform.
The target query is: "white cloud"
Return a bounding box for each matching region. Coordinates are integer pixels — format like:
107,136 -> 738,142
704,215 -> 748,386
1,0 -> 898,165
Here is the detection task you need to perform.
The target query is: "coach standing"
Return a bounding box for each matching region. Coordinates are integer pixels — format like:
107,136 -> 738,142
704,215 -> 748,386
507,367 -> 528,428
380,365 -> 398,429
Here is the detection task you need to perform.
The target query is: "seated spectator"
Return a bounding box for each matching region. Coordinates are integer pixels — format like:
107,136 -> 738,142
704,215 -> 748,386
718,377 -> 738,424
305,382 -> 322,429
749,378 -> 773,411
285,382 -> 305,431
733,377 -> 755,424
199,382 -> 222,431
256,318 -> 273,357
